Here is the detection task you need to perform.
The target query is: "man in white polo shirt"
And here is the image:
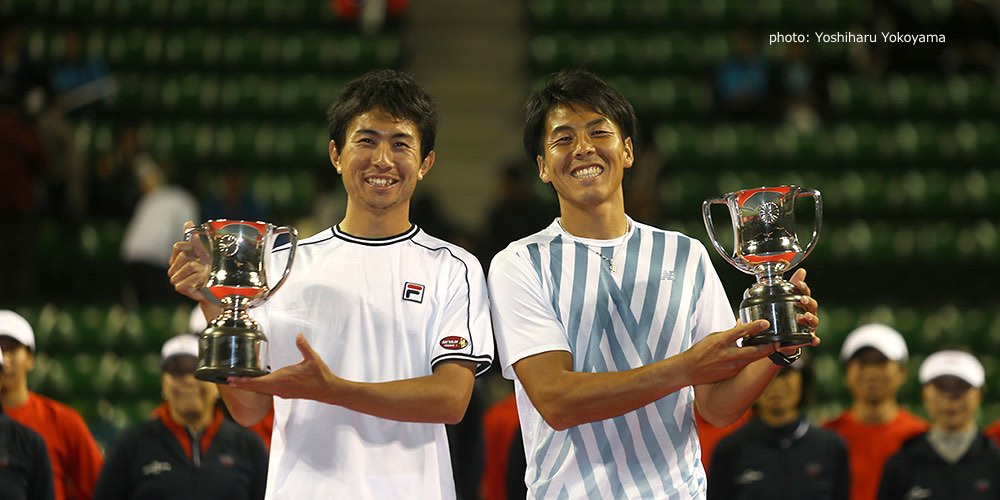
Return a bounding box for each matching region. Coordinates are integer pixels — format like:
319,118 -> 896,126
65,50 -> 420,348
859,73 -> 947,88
168,70 -> 494,499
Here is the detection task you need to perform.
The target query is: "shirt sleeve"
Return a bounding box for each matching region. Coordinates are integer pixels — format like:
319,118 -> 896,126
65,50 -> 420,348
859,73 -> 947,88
429,250 -> 495,376
690,240 -> 737,344
487,246 -> 570,380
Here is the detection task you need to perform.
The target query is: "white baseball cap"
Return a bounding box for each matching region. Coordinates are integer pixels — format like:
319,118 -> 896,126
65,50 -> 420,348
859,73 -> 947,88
919,350 -> 985,388
840,323 -> 908,362
0,310 -> 35,353
160,334 -> 199,367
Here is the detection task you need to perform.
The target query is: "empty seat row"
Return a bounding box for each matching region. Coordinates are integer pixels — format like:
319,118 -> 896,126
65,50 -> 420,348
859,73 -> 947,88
527,0 -> 872,30
658,168 -> 997,218
651,121 -> 1000,166
82,120 -> 329,168
16,303 -> 194,355
5,0 -> 366,28
29,352 -> 162,399
25,28 -> 402,72
108,72 -> 349,118
829,74 -> 1000,119
529,31 -> 851,74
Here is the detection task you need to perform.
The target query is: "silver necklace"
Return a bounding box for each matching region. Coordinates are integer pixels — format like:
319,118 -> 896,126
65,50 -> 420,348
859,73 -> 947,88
560,220 -> 630,273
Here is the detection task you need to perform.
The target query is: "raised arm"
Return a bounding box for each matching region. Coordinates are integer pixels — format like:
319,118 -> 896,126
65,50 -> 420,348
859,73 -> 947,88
228,334 -> 477,424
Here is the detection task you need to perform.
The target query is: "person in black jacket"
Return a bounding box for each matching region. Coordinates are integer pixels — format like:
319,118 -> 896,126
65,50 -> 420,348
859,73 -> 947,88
94,334 -> 268,500
879,349 -> 1000,500
708,356 -> 849,500
0,344 -> 55,500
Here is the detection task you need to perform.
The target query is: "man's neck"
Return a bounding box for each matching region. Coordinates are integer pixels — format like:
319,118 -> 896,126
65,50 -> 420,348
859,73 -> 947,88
0,385 -> 30,409
852,399 -> 899,424
558,201 -> 628,240
339,206 -> 412,239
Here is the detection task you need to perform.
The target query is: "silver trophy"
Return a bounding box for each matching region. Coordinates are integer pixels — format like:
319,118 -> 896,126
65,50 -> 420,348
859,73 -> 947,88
185,220 -> 298,383
703,186 -> 821,346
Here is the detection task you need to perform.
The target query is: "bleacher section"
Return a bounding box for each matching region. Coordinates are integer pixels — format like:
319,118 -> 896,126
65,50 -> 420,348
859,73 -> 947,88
524,0 -> 1000,421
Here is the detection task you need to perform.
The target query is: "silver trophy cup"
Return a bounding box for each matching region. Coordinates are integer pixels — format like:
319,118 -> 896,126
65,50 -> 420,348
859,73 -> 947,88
186,220 -> 298,383
703,186 -> 822,346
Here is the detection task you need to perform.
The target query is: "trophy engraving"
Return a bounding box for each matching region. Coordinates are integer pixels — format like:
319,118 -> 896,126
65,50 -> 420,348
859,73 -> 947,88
186,220 -> 298,383
703,186 -> 822,346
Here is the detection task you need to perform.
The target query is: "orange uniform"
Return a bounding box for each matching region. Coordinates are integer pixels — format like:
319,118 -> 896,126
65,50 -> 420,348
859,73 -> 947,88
479,393 -> 520,500
7,392 -> 104,500
823,408 -> 928,500
986,419 -> 1000,448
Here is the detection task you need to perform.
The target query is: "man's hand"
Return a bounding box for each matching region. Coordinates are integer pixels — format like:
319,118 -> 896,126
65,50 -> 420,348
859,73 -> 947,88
168,220 -> 211,303
679,320 -> 777,386
782,268 -> 821,355
228,333 -> 337,403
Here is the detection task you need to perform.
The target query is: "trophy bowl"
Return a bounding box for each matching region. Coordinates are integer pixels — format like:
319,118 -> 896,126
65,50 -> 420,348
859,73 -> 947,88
703,186 -> 821,347
186,219 -> 298,383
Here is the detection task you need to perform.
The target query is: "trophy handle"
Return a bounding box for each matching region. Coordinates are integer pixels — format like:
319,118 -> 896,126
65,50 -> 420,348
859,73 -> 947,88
793,188 -> 823,267
184,224 -> 222,306
702,197 -> 753,273
263,225 -> 298,300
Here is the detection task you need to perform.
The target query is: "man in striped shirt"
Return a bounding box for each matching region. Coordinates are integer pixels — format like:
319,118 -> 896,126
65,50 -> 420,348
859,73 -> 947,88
489,69 -> 821,499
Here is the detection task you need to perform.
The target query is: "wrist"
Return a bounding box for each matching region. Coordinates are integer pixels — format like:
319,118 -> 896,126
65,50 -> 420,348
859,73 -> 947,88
768,348 -> 802,367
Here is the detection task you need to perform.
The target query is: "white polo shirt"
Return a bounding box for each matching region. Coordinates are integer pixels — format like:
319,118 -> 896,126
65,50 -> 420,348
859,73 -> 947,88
253,225 -> 493,500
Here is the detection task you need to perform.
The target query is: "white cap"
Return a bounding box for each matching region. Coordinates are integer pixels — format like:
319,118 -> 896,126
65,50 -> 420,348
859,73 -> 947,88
160,334 -> 199,367
840,323 -> 908,362
188,306 -> 207,333
0,310 -> 35,352
919,350 -> 985,388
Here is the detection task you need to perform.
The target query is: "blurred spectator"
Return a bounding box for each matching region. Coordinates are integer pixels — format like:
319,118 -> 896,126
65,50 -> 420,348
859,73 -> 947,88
0,89 -> 48,303
506,427 -> 527,500
775,43 -> 828,132
49,30 -> 112,119
696,407 -> 752,474
0,23 -> 49,117
91,123 -> 144,220
121,161 -> 199,306
187,307 -> 275,451
0,342 -> 55,500
878,350 -> 1000,499
480,392 -> 519,500
986,418 -> 1000,448
941,0 -> 1000,74
708,359 -> 849,500
714,31 -> 771,119
94,335 -> 268,500
822,324 -> 929,500
482,162 -> 556,267
200,166 -> 269,223
0,310 -> 104,500
448,386 -> 485,500
331,0 -> 410,34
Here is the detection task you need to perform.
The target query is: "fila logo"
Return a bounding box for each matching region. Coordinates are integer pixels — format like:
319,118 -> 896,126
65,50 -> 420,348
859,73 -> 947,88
403,282 -> 425,303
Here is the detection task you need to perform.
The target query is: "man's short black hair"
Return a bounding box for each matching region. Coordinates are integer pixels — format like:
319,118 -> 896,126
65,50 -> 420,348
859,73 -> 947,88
326,69 -> 438,161
522,68 -> 639,162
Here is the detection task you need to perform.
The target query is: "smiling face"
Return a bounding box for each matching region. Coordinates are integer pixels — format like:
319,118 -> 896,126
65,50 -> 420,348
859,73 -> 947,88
536,103 -> 633,215
330,107 -> 435,229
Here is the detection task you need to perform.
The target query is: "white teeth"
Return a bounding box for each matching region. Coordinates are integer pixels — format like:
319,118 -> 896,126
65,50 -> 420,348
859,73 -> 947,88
572,166 -> 603,179
366,177 -> 396,187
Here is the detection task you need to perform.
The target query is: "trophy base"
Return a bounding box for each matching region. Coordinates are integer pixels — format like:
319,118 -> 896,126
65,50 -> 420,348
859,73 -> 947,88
195,325 -> 268,384
739,286 -> 813,347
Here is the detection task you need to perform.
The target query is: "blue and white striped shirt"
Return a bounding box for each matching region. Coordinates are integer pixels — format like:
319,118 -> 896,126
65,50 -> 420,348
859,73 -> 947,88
489,217 -> 736,499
